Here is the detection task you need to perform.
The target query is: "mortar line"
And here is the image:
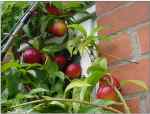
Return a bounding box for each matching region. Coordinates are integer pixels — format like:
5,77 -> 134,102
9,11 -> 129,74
97,1 -> 135,19
109,52 -> 150,69
127,28 -> 141,60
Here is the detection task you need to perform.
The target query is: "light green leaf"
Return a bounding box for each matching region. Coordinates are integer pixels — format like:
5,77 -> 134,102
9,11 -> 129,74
50,101 -> 66,109
94,99 -> 115,106
87,58 -> 108,75
65,79 -> 91,95
29,88 -> 49,95
121,80 -> 149,91
85,71 -> 106,85
90,26 -> 103,36
68,24 -> 87,37
2,61 -> 21,72
99,35 -> 112,41
72,88 -> 81,112
79,106 -> 113,113
52,1 -> 64,9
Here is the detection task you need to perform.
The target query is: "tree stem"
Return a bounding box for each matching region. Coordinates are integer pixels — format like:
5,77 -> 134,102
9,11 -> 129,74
114,87 -> 131,114
11,97 -> 123,113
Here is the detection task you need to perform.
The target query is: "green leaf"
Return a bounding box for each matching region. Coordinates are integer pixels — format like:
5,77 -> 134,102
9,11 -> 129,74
2,61 -> 21,72
6,68 -> 21,98
68,24 -> 87,37
94,99 -> 115,106
23,24 -> 32,38
90,26 -> 103,36
85,71 -> 106,85
79,106 -> 113,113
65,79 -> 91,95
121,80 -> 149,91
52,1 -> 64,9
66,37 -> 80,56
88,58 -> 108,74
72,88 -> 81,112
99,35 -> 112,41
63,2 -> 82,10
43,60 -> 59,74
50,101 -> 66,110
29,88 -> 49,95
40,16 -> 49,34
42,43 -> 62,56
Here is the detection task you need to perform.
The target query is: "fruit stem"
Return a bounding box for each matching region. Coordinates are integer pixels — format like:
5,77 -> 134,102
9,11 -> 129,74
11,97 -> 123,113
114,87 -> 131,114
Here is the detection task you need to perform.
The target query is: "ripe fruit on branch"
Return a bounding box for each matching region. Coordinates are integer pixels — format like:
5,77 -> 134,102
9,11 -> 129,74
53,55 -> 66,66
46,5 -> 62,16
96,85 -> 118,101
49,20 -> 67,37
22,48 -> 45,64
99,75 -> 121,90
65,64 -> 81,79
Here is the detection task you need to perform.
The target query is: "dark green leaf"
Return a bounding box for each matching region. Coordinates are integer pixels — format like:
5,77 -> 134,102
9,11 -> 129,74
6,68 -> 21,98
43,60 -> 59,74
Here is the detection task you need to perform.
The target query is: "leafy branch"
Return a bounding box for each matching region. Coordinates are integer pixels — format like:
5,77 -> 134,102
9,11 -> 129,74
11,97 -> 123,113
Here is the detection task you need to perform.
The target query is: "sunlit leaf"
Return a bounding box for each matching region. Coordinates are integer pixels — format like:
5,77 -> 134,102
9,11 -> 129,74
68,24 -> 87,37
121,80 -> 149,91
65,79 -> 91,95
30,88 -> 49,95
90,26 -> 103,36
2,61 -> 21,72
94,99 -> 115,106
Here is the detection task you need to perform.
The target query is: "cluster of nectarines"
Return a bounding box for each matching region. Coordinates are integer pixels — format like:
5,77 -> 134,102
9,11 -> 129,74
22,3 -> 121,102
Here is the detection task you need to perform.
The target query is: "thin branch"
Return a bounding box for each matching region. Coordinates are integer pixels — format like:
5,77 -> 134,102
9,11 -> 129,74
11,97 -> 123,113
1,2 -> 38,60
114,87 -> 131,114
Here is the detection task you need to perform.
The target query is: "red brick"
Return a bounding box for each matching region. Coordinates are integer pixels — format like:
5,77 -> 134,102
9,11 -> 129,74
96,1 -> 125,15
97,33 -> 132,64
137,24 -> 150,53
97,2 -> 150,35
111,59 -> 150,94
127,97 -> 140,113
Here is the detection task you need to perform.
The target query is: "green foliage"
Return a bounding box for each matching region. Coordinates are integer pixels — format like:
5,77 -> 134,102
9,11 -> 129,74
1,2 -> 30,39
2,1 -> 147,113
66,24 -> 112,55
64,79 -> 91,95
86,57 -> 108,85
79,99 -> 115,113
121,80 -> 149,91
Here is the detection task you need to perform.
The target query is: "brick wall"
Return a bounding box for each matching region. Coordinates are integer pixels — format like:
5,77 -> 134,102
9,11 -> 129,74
96,1 -> 150,113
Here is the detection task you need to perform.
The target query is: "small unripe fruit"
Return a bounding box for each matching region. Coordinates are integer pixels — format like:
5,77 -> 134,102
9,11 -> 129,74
22,48 -> 45,64
53,55 -> 66,66
96,85 -> 118,101
49,20 -> 67,37
65,64 -> 81,79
